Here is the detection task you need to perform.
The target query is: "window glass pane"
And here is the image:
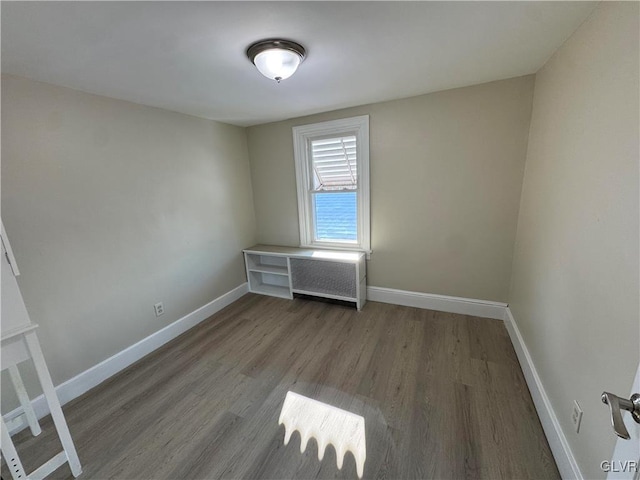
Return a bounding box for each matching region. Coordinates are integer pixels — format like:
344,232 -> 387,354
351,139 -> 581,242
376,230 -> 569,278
313,191 -> 357,242
311,136 -> 357,191
293,116 -> 369,250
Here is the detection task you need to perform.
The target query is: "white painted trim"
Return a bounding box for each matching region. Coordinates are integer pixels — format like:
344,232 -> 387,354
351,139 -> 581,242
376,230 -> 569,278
366,286 -> 507,320
368,285 -> 582,477
503,307 -> 583,480
293,115 -> 370,253
4,283 -> 249,434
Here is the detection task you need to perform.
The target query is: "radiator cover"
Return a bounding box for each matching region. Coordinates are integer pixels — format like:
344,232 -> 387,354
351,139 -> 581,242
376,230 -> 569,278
290,258 -> 357,299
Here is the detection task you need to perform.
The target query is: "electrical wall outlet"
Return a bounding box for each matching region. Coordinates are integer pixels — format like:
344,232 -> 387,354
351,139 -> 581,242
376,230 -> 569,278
571,400 -> 583,433
154,302 -> 165,317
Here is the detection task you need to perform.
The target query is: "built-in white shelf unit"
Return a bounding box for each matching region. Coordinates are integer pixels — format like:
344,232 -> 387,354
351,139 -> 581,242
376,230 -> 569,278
243,245 -> 366,310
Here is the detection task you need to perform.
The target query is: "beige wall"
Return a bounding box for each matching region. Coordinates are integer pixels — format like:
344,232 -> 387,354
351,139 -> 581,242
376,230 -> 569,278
247,76 -> 535,302
509,3 -> 639,479
5,9 -> 636,473
1,75 -> 256,411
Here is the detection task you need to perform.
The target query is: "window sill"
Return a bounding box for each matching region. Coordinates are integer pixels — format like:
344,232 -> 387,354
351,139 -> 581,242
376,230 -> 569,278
300,244 -> 372,260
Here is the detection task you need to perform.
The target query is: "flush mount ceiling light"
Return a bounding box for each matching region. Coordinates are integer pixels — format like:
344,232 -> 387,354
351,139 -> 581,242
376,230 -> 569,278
246,39 -> 306,83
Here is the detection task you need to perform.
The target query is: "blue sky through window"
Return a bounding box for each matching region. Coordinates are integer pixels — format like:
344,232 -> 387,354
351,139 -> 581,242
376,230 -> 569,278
314,192 -> 357,242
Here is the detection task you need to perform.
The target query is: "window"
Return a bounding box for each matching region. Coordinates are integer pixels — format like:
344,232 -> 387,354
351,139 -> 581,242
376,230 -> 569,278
293,116 -> 370,252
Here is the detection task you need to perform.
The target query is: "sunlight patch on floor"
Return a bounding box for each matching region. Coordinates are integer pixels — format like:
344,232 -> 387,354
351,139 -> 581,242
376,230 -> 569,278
278,391 -> 366,478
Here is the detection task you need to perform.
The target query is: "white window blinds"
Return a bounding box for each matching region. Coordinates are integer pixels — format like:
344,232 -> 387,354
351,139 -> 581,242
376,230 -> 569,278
293,115 -> 370,252
311,135 -> 357,191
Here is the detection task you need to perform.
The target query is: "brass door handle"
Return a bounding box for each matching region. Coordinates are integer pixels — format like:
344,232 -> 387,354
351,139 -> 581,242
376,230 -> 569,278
601,391 -> 640,439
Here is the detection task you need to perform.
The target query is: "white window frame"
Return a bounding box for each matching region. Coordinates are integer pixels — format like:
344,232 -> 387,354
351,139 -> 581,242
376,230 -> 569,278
293,115 -> 370,253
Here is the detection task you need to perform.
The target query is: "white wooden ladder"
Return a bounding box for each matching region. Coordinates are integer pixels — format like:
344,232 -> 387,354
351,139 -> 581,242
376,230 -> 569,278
1,221 -> 82,479
1,325 -> 82,480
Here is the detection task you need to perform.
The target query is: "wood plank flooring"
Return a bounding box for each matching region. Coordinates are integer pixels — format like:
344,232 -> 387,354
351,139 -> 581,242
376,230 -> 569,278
2,295 -> 560,479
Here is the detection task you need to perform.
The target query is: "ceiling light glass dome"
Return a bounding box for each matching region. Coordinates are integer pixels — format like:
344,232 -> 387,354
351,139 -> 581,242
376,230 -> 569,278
247,39 -> 306,83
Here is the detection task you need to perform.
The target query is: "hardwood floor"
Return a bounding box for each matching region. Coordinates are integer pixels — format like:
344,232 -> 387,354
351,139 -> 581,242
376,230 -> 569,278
2,294 -> 560,479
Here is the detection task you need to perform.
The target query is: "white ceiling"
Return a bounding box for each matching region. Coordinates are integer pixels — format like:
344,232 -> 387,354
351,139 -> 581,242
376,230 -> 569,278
2,1 -> 597,127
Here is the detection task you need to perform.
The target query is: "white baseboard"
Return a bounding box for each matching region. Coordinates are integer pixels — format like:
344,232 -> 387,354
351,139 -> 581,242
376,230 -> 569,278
7,282 -> 580,479
367,286 -> 507,320
367,286 -> 581,477
503,307 -> 583,480
4,282 -> 249,434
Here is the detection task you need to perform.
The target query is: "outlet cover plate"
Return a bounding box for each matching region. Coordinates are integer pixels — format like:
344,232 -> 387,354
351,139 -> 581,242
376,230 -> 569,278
154,302 -> 165,317
572,400 -> 583,433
